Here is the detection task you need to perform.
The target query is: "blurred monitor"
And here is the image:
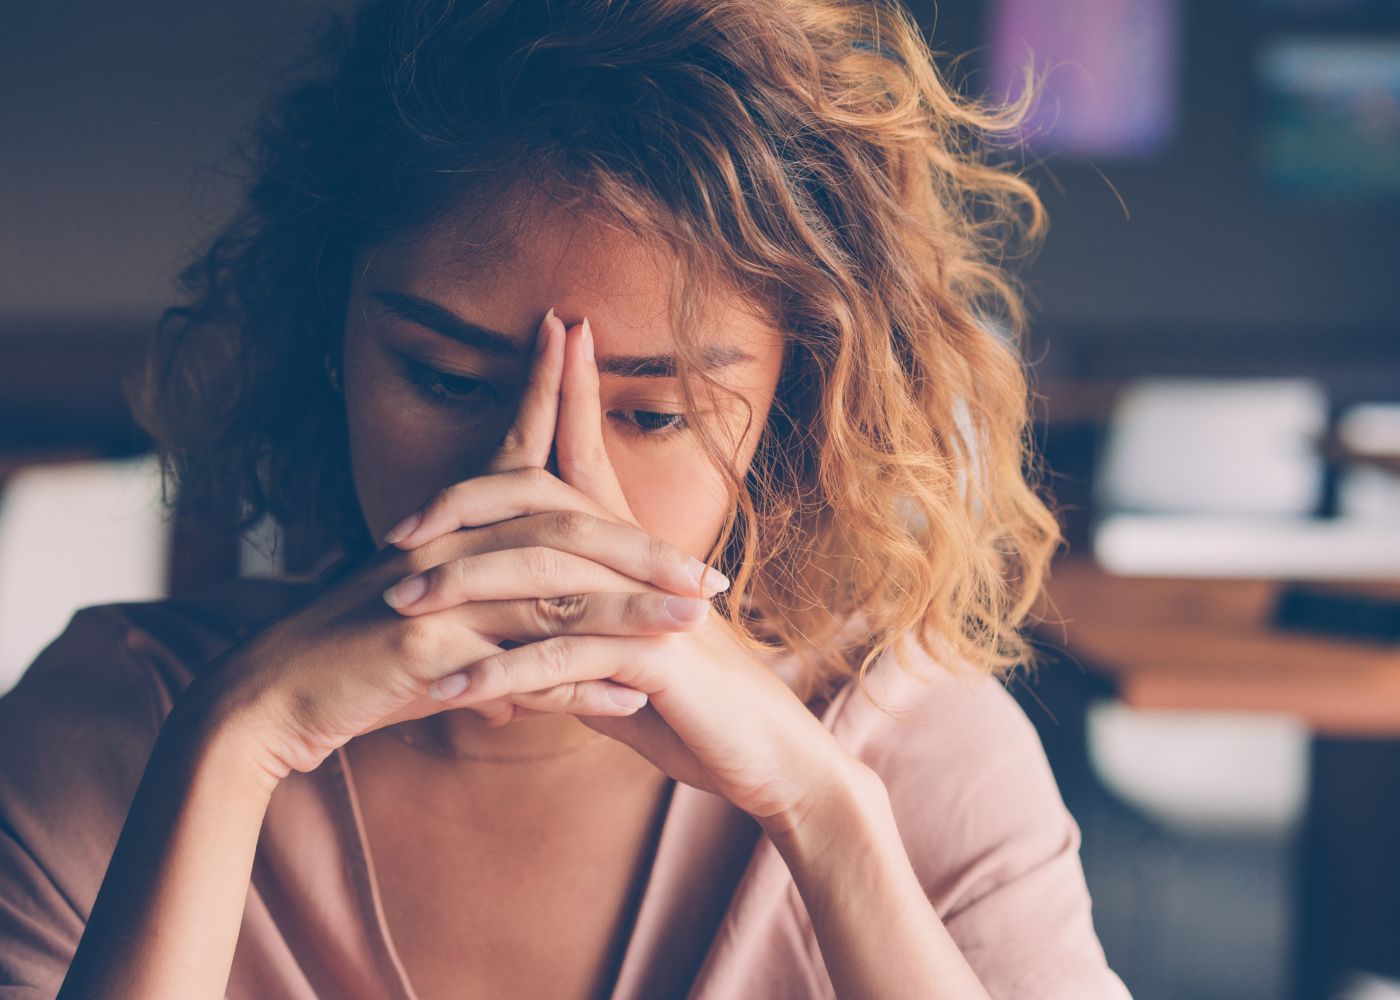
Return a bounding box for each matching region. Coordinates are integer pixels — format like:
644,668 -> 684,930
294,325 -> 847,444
986,0 -> 1179,158
1256,34 -> 1400,199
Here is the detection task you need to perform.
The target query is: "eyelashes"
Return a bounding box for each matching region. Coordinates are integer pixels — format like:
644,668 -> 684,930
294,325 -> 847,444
395,356 -> 691,440
396,356 -> 497,407
624,410 -> 688,436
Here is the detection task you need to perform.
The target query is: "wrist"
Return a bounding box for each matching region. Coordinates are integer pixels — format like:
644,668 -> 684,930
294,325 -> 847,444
758,753 -> 891,865
165,665 -> 292,800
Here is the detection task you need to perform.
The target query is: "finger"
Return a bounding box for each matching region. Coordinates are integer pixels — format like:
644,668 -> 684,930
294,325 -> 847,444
428,633 -> 668,707
461,679 -> 649,721
485,307 -> 566,474
555,317 -> 638,525
457,590 -> 712,643
381,465 -> 614,549
472,512 -> 729,599
382,545 -> 660,615
460,697 -> 548,726
462,696 -> 517,727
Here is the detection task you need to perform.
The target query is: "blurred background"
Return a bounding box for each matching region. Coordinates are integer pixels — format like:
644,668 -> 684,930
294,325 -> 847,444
2,1 -> 1398,997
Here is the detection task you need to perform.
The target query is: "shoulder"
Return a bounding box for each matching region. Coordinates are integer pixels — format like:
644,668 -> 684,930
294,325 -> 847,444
822,630 -> 1064,863
818,630 -> 1131,999
2,574 -> 322,720
0,603 -> 169,943
0,604 -> 165,778
0,577 -> 322,916
0,576 -> 320,828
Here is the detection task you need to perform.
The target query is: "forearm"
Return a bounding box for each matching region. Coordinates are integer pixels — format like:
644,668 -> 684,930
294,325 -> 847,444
766,764 -> 991,1000
57,673 -> 280,1000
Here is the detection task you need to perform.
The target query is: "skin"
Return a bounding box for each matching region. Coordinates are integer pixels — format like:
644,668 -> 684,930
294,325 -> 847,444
339,191 -> 785,764
56,188 -> 994,999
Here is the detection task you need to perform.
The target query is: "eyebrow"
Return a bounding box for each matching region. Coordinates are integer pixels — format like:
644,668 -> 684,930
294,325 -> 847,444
369,290 -> 755,378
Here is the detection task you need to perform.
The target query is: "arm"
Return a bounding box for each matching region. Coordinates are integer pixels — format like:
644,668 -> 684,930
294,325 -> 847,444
760,668 -> 1132,1000
56,673 -> 279,1000
764,761 -> 992,1000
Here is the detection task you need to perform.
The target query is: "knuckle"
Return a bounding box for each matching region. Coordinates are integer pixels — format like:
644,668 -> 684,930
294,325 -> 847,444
499,422 -> 526,455
645,535 -> 677,578
443,480 -> 473,504
532,638 -> 572,685
470,656 -> 505,696
400,549 -> 432,577
625,592 -> 657,627
383,537 -> 436,577
431,482 -> 459,512
548,508 -> 592,545
565,682 -> 600,712
474,699 -> 514,726
520,545 -> 565,584
535,682 -> 588,712
443,555 -> 474,594
533,593 -> 589,631
521,464 -> 555,499
388,617 -> 443,669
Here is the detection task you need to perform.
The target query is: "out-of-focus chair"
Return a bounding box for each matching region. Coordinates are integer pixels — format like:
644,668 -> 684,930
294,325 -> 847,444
0,453 -> 281,696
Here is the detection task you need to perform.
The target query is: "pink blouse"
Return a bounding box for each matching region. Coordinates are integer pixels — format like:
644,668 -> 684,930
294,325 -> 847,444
0,572 -> 1130,999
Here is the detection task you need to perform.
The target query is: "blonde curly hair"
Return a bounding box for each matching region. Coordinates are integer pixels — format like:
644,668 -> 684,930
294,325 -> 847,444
126,0 -> 1062,706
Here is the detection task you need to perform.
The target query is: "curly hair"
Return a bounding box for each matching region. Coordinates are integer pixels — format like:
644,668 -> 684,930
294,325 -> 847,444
125,0 -> 1063,707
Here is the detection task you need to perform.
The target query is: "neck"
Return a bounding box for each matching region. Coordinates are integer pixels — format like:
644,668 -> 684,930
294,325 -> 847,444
368,709 -> 669,808
352,711 -> 672,835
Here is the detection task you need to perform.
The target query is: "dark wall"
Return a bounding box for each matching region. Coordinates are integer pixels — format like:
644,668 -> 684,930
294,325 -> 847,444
0,0 -> 348,326
3,0 -> 1396,351
930,1 -> 1400,345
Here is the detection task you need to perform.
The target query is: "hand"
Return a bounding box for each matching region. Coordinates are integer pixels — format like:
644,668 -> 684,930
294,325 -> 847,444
382,313 -> 874,836
198,309 -> 720,782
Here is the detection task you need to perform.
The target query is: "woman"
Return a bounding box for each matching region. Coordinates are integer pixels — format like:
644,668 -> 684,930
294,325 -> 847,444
0,0 -> 1131,997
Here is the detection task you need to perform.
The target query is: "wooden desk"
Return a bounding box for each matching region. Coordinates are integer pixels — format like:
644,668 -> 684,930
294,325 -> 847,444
1035,555 -> 1400,737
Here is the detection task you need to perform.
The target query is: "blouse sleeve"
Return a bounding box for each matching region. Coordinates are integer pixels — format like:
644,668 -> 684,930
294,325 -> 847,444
845,651 -> 1133,1000
0,606 -> 166,998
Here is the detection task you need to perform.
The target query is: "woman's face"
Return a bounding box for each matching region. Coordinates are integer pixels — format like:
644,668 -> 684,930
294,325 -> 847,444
339,198 -> 787,563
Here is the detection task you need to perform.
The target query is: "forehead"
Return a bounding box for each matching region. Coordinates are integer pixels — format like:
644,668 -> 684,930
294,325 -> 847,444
353,187 -> 784,357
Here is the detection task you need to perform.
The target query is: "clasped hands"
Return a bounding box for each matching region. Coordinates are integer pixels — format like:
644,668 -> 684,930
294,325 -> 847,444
375,307 -> 873,836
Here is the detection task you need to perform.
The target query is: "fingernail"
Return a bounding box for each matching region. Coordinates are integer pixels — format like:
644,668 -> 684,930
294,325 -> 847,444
536,308 -> 555,355
383,573 -> 428,609
429,673 -> 470,701
607,686 -> 647,710
383,511 -> 421,544
688,558 -> 730,594
664,596 -> 709,623
581,317 -> 594,362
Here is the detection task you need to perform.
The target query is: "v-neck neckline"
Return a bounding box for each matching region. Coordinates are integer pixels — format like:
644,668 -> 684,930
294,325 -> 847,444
327,743 -> 686,1000
318,624 -> 859,1000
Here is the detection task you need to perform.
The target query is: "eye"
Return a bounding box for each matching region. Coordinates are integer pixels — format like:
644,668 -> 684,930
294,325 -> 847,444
609,409 -> 690,439
396,356 -> 497,407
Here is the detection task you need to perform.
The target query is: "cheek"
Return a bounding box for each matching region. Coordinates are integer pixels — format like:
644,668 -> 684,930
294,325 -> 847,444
617,452 -> 733,559
615,391 -> 772,557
